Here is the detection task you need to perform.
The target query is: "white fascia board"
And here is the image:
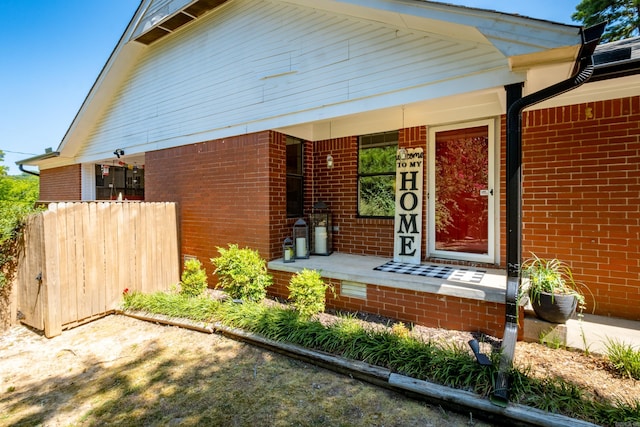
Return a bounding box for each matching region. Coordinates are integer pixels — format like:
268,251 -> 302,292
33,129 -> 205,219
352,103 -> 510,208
282,0 -> 582,58
533,74 -> 640,109
28,156 -> 75,171
56,0 -> 150,159
60,44 -> 146,157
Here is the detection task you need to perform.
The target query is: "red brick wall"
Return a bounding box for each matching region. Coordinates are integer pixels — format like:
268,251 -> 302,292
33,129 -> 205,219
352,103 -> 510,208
312,135 -> 396,256
522,96 -> 640,320
145,131 -> 275,269
270,270 -> 507,338
268,132 -> 289,259
39,165 -> 81,201
310,127 -> 430,258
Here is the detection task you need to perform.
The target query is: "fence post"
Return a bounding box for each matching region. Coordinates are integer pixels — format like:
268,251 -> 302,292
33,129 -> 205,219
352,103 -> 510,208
42,207 -> 62,338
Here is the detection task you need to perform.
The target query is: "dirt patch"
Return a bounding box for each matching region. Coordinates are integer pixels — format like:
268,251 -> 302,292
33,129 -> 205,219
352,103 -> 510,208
0,315 -> 488,426
513,341 -> 640,405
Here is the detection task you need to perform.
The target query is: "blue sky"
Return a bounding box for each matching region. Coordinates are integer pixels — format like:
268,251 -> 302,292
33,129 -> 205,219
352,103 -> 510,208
0,0 -> 581,175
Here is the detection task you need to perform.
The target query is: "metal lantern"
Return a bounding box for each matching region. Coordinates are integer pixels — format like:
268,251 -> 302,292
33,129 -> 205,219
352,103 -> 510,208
310,201 -> 332,256
282,237 -> 295,263
293,218 -> 309,259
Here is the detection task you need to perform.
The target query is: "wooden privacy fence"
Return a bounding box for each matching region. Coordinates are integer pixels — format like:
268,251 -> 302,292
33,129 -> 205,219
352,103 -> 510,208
15,202 -> 179,337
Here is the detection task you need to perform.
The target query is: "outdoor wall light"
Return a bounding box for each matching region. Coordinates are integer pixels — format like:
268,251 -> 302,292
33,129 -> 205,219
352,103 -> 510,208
114,149 -> 125,158
326,154 -> 334,169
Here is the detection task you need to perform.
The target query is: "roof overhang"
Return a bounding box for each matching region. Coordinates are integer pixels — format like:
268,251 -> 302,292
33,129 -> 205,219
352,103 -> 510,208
20,0 -> 587,170
282,0 -> 583,60
131,0 -> 230,44
16,150 -> 60,166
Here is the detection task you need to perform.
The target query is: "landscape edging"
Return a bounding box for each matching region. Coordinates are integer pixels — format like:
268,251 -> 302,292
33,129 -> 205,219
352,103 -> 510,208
119,310 -> 598,427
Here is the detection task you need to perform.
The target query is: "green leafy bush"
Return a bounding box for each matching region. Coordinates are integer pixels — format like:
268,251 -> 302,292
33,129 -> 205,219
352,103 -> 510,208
180,258 -> 208,298
0,201 -> 40,289
287,269 -> 333,318
211,244 -> 272,302
0,167 -> 40,290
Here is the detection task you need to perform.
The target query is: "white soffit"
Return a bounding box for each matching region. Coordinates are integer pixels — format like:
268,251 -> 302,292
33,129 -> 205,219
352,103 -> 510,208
282,0 -> 582,59
276,87 -> 506,141
510,45 -> 581,73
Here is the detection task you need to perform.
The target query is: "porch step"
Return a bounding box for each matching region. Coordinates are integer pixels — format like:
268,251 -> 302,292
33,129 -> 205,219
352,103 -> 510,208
523,310 -> 640,355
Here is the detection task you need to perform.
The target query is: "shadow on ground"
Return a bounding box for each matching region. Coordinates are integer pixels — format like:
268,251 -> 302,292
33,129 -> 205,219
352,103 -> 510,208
0,316 -> 483,426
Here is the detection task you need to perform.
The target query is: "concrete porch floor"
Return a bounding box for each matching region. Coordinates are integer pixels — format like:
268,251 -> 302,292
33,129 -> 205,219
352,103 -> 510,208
268,252 -> 640,355
268,252 -> 507,303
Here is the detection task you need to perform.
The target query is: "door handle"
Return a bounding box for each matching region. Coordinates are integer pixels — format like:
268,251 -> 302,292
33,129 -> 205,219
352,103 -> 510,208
479,189 -> 493,196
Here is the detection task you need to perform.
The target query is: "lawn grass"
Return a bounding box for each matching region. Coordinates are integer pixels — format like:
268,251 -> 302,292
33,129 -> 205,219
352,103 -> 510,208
122,291 -> 640,426
2,316 -> 470,426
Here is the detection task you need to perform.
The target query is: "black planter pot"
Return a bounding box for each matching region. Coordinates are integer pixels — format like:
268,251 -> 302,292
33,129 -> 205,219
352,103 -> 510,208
530,291 -> 578,324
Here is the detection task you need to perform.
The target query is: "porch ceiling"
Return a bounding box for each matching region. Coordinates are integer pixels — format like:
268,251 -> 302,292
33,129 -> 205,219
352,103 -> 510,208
274,87 -> 507,141
268,253 -> 507,304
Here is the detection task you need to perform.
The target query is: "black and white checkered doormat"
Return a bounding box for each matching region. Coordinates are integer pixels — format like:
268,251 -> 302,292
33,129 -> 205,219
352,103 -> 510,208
374,261 -> 485,284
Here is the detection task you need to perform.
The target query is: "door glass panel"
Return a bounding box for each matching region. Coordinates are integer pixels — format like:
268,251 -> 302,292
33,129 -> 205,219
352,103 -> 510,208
434,126 -> 489,254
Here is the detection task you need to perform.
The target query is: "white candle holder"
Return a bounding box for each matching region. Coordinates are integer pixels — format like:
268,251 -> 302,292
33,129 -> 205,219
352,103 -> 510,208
293,218 -> 309,259
310,201 -> 332,256
283,237 -> 295,263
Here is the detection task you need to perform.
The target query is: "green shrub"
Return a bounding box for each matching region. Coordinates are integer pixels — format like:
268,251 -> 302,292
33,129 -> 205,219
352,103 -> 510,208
180,258 -> 208,298
287,269 -> 333,318
605,339 -> 640,380
211,244 -> 272,302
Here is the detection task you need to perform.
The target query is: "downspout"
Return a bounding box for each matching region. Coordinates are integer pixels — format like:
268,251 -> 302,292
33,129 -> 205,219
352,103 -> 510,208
492,22 -> 606,406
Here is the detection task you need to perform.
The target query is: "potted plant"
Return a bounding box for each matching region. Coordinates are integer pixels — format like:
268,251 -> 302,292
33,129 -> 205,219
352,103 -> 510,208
520,254 -> 589,324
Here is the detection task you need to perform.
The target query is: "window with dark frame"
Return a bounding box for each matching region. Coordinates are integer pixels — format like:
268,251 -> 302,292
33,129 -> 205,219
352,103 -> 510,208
358,130 -> 398,217
286,137 -> 304,217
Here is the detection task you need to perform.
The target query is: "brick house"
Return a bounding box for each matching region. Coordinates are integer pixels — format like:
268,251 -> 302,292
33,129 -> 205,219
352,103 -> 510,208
19,0 -> 639,338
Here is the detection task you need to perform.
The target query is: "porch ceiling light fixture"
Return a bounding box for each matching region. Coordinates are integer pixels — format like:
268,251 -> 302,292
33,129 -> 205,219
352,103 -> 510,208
326,154 -> 334,169
113,149 -> 125,158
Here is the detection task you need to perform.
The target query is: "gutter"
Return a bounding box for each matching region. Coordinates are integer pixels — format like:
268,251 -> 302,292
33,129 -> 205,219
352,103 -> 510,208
493,22 -> 606,405
15,150 -> 60,177
19,164 -> 40,177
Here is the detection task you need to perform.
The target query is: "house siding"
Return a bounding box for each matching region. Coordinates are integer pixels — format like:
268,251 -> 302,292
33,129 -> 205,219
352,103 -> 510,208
39,165 -> 82,201
41,96 -> 640,323
522,96 -> 640,320
76,0 -> 510,164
